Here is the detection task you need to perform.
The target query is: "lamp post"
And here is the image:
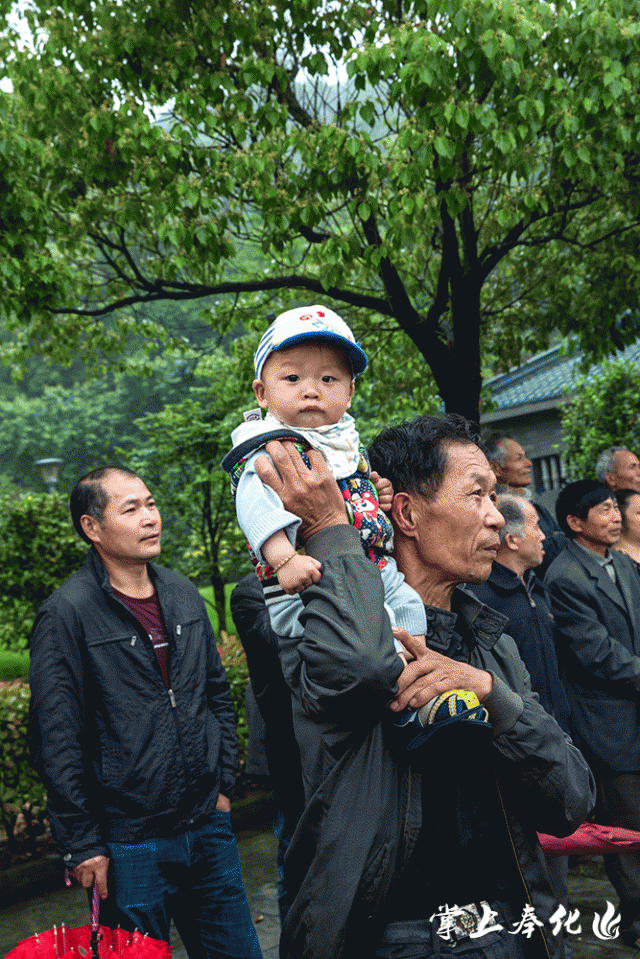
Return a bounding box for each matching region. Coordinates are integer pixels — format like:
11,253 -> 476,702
35,458 -> 64,494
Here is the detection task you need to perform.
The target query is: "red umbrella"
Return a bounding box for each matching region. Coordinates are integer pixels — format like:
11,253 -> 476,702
5,885 -> 171,959
538,821 -> 640,858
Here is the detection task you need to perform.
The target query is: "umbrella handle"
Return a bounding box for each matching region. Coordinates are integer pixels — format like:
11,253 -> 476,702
91,882 -> 100,932
89,883 -> 101,959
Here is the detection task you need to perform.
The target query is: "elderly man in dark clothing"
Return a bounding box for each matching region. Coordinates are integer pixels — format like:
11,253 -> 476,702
249,415 -> 594,959
484,432 -> 566,575
472,495 -> 570,730
596,446 -> 640,494
545,479 -> 640,950
472,494 -> 573,956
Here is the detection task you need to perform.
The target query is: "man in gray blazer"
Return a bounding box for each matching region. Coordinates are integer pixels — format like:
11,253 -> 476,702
545,479 -> 640,950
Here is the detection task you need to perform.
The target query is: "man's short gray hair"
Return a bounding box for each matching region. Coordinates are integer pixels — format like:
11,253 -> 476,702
595,446 -> 628,482
484,432 -> 512,468
496,494 -> 527,543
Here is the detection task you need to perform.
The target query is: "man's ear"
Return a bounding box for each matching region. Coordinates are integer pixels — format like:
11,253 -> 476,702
503,532 -> 520,553
488,461 -> 504,484
604,471 -> 616,491
80,514 -> 101,545
391,492 -> 419,538
565,514 -> 583,536
252,378 -> 268,408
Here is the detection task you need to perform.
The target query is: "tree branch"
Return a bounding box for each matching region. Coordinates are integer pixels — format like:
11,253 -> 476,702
47,275 -> 394,318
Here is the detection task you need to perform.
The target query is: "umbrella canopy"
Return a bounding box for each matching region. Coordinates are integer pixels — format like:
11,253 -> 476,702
5,925 -> 171,959
5,886 -> 171,959
538,821 -> 640,858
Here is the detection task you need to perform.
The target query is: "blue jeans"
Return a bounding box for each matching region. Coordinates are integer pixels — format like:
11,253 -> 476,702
107,810 -> 263,959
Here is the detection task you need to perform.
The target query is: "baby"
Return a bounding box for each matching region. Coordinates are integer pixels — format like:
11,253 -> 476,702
222,305 -> 427,646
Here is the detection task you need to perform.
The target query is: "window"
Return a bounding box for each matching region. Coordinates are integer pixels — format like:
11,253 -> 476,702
532,454 -> 564,492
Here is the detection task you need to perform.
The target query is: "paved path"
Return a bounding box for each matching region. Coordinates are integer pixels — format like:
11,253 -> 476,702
0,830 -> 637,957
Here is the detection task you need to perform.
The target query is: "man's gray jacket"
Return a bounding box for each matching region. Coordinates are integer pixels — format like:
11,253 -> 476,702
278,526 -> 595,959
28,547 -> 237,868
545,538 -> 640,773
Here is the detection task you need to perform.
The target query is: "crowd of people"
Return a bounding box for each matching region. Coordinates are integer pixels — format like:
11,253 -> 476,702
26,306 -> 640,959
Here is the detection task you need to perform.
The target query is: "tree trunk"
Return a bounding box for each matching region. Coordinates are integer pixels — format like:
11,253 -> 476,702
400,309 -> 482,422
211,573 -> 227,635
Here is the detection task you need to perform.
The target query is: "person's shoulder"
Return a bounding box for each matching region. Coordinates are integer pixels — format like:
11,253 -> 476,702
231,572 -> 262,607
41,555 -> 95,606
544,541 -> 584,583
612,548 -> 638,572
151,562 -> 199,593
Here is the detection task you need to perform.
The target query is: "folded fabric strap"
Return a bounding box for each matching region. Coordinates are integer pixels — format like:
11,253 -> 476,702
538,821 -> 640,857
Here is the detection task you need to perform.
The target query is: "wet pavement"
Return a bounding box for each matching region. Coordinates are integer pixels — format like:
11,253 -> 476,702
0,827 -> 638,958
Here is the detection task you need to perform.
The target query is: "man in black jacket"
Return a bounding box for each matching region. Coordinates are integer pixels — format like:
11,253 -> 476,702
251,417 -> 594,959
471,493 -> 573,957
484,432 -> 566,575
472,494 -> 570,731
28,466 -> 262,959
546,479 -> 640,950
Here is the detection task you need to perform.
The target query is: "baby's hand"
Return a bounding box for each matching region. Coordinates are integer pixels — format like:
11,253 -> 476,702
277,554 -> 323,595
370,471 -> 394,512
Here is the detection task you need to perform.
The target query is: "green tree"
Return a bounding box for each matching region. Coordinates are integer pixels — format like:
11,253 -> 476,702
130,341 -> 258,630
561,357 -> 640,482
0,352 -> 199,491
3,0 -> 640,418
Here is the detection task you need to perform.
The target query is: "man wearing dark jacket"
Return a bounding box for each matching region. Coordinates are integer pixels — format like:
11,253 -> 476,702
484,432 -> 566,575
252,417 -> 595,959
28,466 -> 262,959
546,479 -> 640,950
471,494 -> 573,957
472,494 -> 570,731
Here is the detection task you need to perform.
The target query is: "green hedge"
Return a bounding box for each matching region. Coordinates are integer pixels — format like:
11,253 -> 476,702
0,682 -> 47,852
0,491 -> 87,651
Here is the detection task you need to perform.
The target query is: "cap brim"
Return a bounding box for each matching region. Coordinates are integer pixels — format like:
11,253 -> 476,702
270,330 -> 368,376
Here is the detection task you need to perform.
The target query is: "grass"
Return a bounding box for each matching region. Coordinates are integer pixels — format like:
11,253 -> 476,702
198,583 -> 238,636
0,650 -> 30,681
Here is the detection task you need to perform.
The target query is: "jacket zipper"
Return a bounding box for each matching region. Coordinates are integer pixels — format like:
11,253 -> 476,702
111,592 -> 191,786
495,777 -> 551,959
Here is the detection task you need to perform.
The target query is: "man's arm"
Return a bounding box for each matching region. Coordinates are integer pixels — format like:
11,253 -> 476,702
256,443 -> 404,722
389,633 -> 493,711
28,603 -> 111,894
255,443 -> 460,720
391,629 -> 595,835
483,634 -> 596,836
546,571 -> 640,690
201,596 -> 238,803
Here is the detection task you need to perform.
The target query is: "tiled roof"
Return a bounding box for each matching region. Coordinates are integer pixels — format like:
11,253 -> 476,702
484,340 -> 640,411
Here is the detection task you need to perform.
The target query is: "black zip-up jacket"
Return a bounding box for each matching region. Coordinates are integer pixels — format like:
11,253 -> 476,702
28,548 -> 237,868
471,562 -> 571,732
277,526 -> 596,959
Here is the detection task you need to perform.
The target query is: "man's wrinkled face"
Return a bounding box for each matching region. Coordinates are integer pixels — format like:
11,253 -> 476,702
83,471 -> 162,563
609,450 -> 640,493
413,443 -> 505,586
514,500 -> 545,570
496,439 -> 532,489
